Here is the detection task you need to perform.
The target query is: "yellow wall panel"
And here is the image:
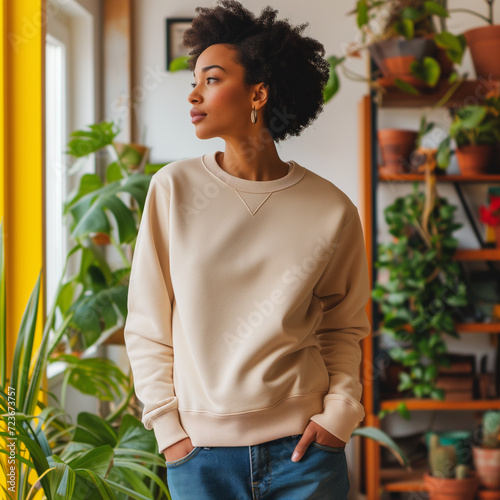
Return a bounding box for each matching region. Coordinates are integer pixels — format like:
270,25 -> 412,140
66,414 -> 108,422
3,1 -> 44,376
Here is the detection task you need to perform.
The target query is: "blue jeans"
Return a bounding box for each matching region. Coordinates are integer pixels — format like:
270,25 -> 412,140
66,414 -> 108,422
165,434 -> 350,499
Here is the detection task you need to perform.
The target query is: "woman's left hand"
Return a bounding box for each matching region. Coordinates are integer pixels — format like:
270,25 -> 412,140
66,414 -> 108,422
291,420 -> 346,462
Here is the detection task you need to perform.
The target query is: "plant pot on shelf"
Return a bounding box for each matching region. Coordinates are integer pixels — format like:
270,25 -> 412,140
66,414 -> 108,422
464,25 -> 500,80
112,142 -> 150,172
378,129 -> 418,175
368,37 -> 436,89
456,144 -> 495,175
90,232 -> 111,245
423,471 -> 480,500
473,447 -> 500,491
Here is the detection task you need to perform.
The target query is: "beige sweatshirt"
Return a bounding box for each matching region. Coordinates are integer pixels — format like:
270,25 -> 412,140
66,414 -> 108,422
124,151 -> 371,454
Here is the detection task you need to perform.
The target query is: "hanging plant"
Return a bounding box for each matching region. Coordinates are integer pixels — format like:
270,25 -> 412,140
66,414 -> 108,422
372,164 -> 468,407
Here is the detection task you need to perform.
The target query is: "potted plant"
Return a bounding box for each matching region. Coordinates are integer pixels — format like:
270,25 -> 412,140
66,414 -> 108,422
473,411 -> 500,495
462,0 -> 500,80
372,164 -> 468,409
423,433 -> 480,500
0,222 -> 171,500
323,0 -> 466,102
409,115 -> 451,174
436,92 -> 500,175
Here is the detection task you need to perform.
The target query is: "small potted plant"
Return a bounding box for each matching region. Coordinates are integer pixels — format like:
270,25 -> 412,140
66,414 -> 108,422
473,411 -> 500,496
409,115 -> 450,174
423,433 -> 480,500
463,0 -> 500,80
323,0 -> 466,102
437,93 -> 500,175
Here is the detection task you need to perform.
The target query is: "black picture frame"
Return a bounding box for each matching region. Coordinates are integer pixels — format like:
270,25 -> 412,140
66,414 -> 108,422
166,17 -> 193,71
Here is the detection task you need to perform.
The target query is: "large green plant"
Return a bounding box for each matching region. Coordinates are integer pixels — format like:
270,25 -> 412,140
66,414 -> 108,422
0,222 -> 171,499
372,171 -> 468,405
55,121 -> 154,352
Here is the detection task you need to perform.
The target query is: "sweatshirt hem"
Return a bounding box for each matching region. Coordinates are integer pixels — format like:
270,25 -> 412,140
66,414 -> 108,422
178,391 -> 326,447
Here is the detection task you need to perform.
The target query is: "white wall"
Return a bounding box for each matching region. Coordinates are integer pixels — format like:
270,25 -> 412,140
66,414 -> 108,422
131,0 -> 369,206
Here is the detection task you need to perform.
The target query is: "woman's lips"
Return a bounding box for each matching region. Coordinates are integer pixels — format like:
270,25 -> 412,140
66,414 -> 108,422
190,109 -> 207,123
191,114 -> 206,124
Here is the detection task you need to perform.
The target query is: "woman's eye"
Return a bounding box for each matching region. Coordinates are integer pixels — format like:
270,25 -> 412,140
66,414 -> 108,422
206,77 -> 217,84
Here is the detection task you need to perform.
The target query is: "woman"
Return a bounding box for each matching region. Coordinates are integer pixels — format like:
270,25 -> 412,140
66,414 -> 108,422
124,1 -> 371,498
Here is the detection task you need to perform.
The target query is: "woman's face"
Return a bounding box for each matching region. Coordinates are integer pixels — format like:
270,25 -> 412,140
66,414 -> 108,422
188,44 -> 261,140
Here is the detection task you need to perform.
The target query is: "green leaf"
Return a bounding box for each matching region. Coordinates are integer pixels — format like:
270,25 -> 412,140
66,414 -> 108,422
394,19 -> 414,39
68,445 -> 114,477
73,414 -> 117,447
424,1 -> 449,17
394,78 -> 420,95
351,426 -> 410,467
410,57 -> 441,86
66,122 -> 120,158
396,402 -> 411,420
401,7 -> 422,21
169,56 -> 190,72
356,0 -> 369,27
323,56 -> 344,103
106,162 -> 124,183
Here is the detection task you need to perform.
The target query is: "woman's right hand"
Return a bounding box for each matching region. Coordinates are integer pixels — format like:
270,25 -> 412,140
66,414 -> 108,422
164,437 -> 194,462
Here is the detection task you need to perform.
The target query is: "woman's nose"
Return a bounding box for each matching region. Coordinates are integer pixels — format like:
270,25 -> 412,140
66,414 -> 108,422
188,88 -> 202,104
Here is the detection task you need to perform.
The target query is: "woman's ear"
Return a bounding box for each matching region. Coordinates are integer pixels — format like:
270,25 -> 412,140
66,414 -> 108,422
252,83 -> 269,111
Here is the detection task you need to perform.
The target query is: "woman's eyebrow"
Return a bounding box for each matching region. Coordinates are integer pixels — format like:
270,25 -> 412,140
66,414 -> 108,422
193,65 -> 227,77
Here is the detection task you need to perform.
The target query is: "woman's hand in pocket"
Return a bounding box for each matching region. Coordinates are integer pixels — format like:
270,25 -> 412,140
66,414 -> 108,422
291,421 -> 346,462
164,437 -> 194,462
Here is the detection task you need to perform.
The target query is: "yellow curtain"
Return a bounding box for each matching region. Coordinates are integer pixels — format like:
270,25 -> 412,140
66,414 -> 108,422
2,0 -> 44,377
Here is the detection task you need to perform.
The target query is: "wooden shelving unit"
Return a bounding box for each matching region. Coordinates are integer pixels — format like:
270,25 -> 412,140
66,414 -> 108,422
358,80 -> 500,499
380,399 -> 500,411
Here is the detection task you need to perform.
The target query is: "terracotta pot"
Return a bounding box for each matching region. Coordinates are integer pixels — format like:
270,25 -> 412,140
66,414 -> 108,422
378,129 -> 418,174
423,471 -> 480,500
473,447 -> 500,490
455,144 -> 495,175
464,25 -> 500,80
369,36 -> 452,88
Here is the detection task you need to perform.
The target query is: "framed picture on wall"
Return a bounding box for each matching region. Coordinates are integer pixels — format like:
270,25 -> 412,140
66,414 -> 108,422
166,18 -> 193,71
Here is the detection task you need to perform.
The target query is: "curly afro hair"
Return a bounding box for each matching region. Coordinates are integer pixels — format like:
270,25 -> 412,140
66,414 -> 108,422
183,0 -> 330,142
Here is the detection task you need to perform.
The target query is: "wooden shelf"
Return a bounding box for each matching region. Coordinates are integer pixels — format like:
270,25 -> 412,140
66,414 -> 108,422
456,323 -> 500,332
377,79 -> 500,108
379,172 -> 500,183
380,398 -> 500,411
453,249 -> 500,260
381,469 -> 427,492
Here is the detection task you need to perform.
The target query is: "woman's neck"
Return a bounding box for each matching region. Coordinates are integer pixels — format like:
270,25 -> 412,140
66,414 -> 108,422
217,135 -> 290,182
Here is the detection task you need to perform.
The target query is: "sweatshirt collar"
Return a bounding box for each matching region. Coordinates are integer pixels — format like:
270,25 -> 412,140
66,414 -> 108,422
202,150 -> 306,193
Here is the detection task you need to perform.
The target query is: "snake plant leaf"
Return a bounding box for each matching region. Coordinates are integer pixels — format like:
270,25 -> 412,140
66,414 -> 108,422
351,426 -> 410,468
66,122 -> 120,158
424,1 -> 449,17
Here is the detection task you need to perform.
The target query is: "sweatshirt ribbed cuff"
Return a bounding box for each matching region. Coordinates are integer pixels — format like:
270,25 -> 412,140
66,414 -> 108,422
152,410 -> 189,455
310,396 -> 365,444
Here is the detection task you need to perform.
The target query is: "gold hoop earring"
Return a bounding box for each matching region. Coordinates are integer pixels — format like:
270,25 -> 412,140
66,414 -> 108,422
251,107 -> 258,124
